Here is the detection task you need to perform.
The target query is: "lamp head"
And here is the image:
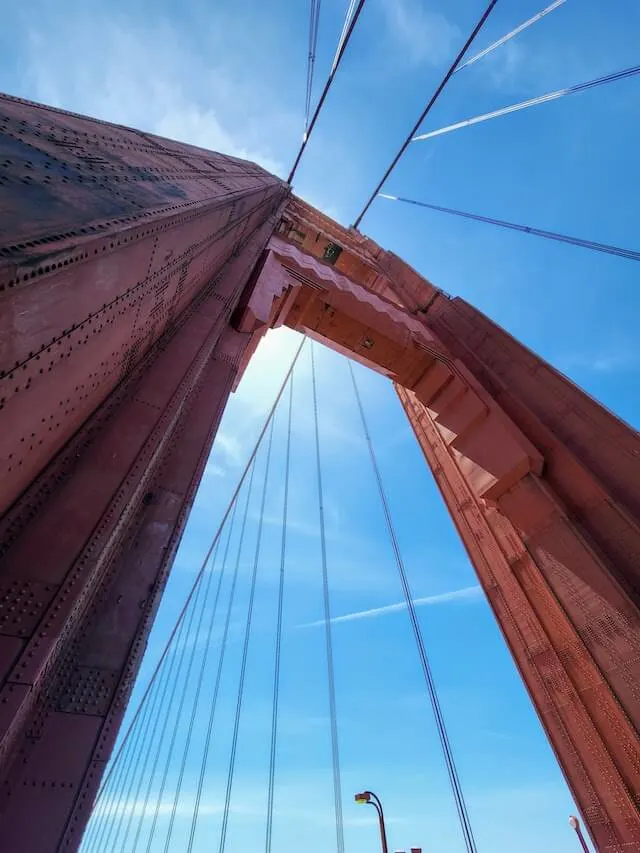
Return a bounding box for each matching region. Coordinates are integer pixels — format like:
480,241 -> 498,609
354,792 -> 371,804
569,816 -> 580,830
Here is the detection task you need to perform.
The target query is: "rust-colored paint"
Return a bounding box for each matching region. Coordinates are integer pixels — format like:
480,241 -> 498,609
0,94 -> 638,853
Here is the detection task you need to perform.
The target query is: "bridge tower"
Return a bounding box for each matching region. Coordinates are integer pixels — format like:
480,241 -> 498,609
0,94 -> 638,852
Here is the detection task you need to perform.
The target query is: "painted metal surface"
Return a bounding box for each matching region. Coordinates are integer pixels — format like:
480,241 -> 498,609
247,197 -> 640,853
0,92 -> 288,850
0,92 -> 639,853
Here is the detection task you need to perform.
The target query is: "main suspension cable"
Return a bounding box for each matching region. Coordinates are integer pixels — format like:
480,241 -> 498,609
379,194 -> 640,263
82,635 -> 172,853
265,374 -> 295,853
412,64 -> 640,142
288,0 -> 367,183
305,0 -> 323,133
311,342 -> 345,853
352,0 -> 500,228
347,361 -> 478,853
218,416 -> 277,853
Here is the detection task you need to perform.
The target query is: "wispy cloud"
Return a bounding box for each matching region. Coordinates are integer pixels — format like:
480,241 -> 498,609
378,0 -> 460,67
214,431 -> 244,466
300,585 -> 482,627
558,349 -> 640,375
19,7 -> 289,175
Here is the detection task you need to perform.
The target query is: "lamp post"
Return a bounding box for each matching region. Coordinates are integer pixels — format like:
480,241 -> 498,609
569,815 -> 590,853
355,791 -> 389,853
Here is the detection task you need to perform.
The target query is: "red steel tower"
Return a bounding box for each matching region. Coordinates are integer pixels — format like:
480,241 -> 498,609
0,94 -> 638,852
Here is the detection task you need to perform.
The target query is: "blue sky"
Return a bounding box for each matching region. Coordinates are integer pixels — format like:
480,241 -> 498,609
3,1 -> 638,851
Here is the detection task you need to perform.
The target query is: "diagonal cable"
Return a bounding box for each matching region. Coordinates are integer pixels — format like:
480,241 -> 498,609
352,0 -> 500,227
412,64 -> 640,141
379,194 -> 640,263
311,342 -> 345,853
289,0 -> 367,182
455,0 -> 567,73
347,360 -> 477,853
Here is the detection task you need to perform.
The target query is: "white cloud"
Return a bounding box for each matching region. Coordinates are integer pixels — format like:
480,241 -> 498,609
300,584 -> 482,627
558,349 -> 640,375
214,431 -> 244,467
378,0 -> 460,67
20,8 -> 287,175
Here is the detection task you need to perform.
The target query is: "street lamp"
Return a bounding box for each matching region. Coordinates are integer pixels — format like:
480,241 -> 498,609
355,791 -> 389,853
569,815 -> 590,853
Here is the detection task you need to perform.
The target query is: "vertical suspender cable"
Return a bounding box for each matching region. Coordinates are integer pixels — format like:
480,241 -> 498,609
126,539 -> 225,853
81,637 -> 170,853
183,474 -> 253,853
139,568 -> 210,853
105,570 -> 207,853
265,374 -> 295,853
185,340 -> 305,853
120,560 -> 210,853
91,336 -> 305,813
347,361 -> 478,853
121,539 -> 220,851
81,678 -> 147,853
144,462 -> 258,853
160,531 -> 231,851
311,343 -> 345,853
218,416 -> 276,853
132,503 -> 237,853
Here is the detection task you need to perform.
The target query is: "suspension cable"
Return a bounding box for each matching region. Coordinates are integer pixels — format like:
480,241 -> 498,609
160,533 -> 229,852
184,472 -> 252,853
126,537 -> 226,853
347,360 -> 478,853
185,340 -> 306,853
352,0 -> 500,228
288,0 -> 367,183
219,416 -> 276,853
305,0 -> 323,133
90,335 -> 306,813
122,539 -> 221,852
104,571 -> 206,853
110,577 -> 202,853
412,64 -> 640,142
265,374 -> 294,853
141,566 -> 211,853
82,638 -> 170,853
311,342 -> 345,853
144,460 -> 258,853
455,0 -> 567,73
379,194 -> 640,263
